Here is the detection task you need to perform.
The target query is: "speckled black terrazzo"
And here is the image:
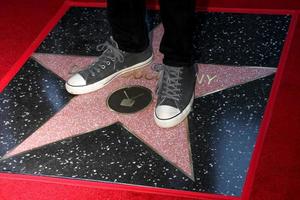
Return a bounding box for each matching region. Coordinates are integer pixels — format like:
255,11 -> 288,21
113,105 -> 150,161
36,7 -> 290,68
192,13 -> 290,67
36,7 -> 161,56
188,74 -> 274,195
0,124 -> 191,189
0,59 -> 73,159
0,75 -> 274,196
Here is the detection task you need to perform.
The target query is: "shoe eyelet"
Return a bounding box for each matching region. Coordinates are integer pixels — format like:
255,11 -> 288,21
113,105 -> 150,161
106,61 -> 110,65
101,65 -> 106,69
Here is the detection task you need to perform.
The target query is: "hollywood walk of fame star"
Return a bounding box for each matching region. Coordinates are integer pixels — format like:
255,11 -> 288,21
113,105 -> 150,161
3,24 -> 276,179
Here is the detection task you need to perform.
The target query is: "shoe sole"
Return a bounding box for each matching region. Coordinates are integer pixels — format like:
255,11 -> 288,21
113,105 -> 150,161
65,55 -> 153,95
154,94 -> 194,128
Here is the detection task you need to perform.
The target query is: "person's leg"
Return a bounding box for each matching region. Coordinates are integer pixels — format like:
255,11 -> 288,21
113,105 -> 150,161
107,0 -> 149,52
154,0 -> 196,128
66,0 -> 153,95
159,0 -> 195,67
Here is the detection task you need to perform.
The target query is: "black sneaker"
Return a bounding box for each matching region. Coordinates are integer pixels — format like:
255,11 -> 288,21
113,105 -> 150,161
66,37 -> 153,94
154,64 -> 197,128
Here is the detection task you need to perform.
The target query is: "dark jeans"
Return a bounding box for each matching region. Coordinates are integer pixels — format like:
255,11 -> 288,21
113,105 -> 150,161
107,0 -> 195,67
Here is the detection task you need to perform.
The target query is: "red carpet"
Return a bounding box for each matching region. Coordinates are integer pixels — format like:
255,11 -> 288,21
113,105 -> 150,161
0,0 -> 68,92
249,13 -> 300,200
0,173 -> 236,200
0,0 -> 299,200
0,174 -> 199,200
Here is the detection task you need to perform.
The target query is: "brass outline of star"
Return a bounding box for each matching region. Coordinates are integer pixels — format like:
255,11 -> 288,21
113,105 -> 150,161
4,24 -> 276,180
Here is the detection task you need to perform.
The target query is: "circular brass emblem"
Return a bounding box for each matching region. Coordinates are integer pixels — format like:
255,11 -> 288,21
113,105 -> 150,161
107,86 -> 152,114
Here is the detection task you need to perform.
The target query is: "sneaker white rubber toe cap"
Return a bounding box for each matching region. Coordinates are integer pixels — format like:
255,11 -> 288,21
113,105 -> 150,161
67,74 -> 86,87
155,105 -> 180,120
154,95 -> 194,128
65,74 -> 88,94
154,105 -> 183,128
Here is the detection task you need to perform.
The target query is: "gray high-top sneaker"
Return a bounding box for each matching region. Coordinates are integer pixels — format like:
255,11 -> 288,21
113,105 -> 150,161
66,36 -> 153,94
154,64 -> 197,128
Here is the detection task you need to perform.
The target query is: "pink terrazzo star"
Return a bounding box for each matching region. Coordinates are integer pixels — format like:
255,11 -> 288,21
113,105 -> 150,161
4,24 -> 276,179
